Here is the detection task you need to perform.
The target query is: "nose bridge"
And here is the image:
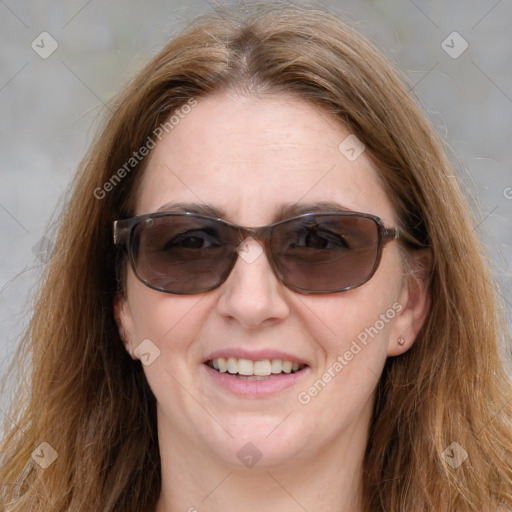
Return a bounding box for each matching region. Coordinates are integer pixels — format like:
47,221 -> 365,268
234,223 -> 276,275
237,223 -> 273,244
216,224 -> 290,328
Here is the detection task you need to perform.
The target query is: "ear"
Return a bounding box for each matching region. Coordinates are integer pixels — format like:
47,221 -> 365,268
387,249 -> 431,357
114,294 -> 138,360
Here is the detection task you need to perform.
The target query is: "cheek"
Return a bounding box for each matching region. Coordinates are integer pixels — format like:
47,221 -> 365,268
298,263 -> 404,394
295,298 -> 398,428
308,278 -> 403,358
126,272 -> 208,360
307,295 -> 397,377
126,278 -> 212,420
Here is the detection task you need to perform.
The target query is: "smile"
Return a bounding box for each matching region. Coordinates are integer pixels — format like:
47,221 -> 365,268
203,356 -> 310,397
206,357 -> 307,380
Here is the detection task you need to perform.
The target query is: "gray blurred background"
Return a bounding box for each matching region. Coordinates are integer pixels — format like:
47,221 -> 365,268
1,0 -> 511,405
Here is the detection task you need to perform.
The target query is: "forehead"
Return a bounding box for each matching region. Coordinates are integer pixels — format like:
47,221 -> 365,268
135,92 -> 395,226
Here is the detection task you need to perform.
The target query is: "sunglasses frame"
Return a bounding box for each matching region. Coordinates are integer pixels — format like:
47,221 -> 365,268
113,210 -> 400,295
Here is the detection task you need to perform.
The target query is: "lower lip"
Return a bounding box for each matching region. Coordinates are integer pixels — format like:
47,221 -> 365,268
202,364 -> 309,398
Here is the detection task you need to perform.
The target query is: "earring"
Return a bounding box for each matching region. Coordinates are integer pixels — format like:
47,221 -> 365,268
397,336 -> 405,346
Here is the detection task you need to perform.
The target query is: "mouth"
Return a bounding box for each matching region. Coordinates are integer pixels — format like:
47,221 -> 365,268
205,357 -> 308,381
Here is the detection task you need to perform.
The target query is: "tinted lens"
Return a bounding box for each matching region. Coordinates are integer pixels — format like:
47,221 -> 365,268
131,215 -> 236,293
271,214 -> 380,292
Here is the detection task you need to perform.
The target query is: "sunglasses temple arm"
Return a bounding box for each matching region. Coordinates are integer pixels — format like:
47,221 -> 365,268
113,220 -> 132,246
383,227 -> 400,241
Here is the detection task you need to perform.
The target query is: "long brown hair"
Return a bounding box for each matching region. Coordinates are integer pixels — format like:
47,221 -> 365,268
1,4 -> 511,511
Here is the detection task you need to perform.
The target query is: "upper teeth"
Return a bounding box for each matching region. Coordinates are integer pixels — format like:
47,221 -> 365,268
210,357 -> 303,376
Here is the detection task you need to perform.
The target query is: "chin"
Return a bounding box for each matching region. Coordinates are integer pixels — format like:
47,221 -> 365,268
196,416 -> 309,469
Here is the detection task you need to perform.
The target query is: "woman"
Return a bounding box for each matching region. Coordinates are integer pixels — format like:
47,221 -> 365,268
1,4 -> 511,511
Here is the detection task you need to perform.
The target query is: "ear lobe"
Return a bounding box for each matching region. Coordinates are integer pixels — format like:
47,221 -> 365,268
387,249 -> 432,357
114,294 -> 138,359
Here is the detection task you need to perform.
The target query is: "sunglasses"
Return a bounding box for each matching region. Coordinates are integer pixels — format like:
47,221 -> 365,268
113,211 -> 400,295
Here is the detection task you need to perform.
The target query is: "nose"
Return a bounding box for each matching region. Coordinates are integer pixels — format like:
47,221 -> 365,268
215,237 -> 291,329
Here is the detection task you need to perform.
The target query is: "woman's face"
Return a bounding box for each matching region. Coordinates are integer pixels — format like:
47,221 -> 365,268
116,92 -> 428,471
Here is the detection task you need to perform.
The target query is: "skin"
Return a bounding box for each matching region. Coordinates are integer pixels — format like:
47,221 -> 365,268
115,91 -> 430,512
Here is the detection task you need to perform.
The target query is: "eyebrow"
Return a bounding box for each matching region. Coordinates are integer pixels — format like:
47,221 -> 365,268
155,201 -> 353,222
156,202 -> 225,217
